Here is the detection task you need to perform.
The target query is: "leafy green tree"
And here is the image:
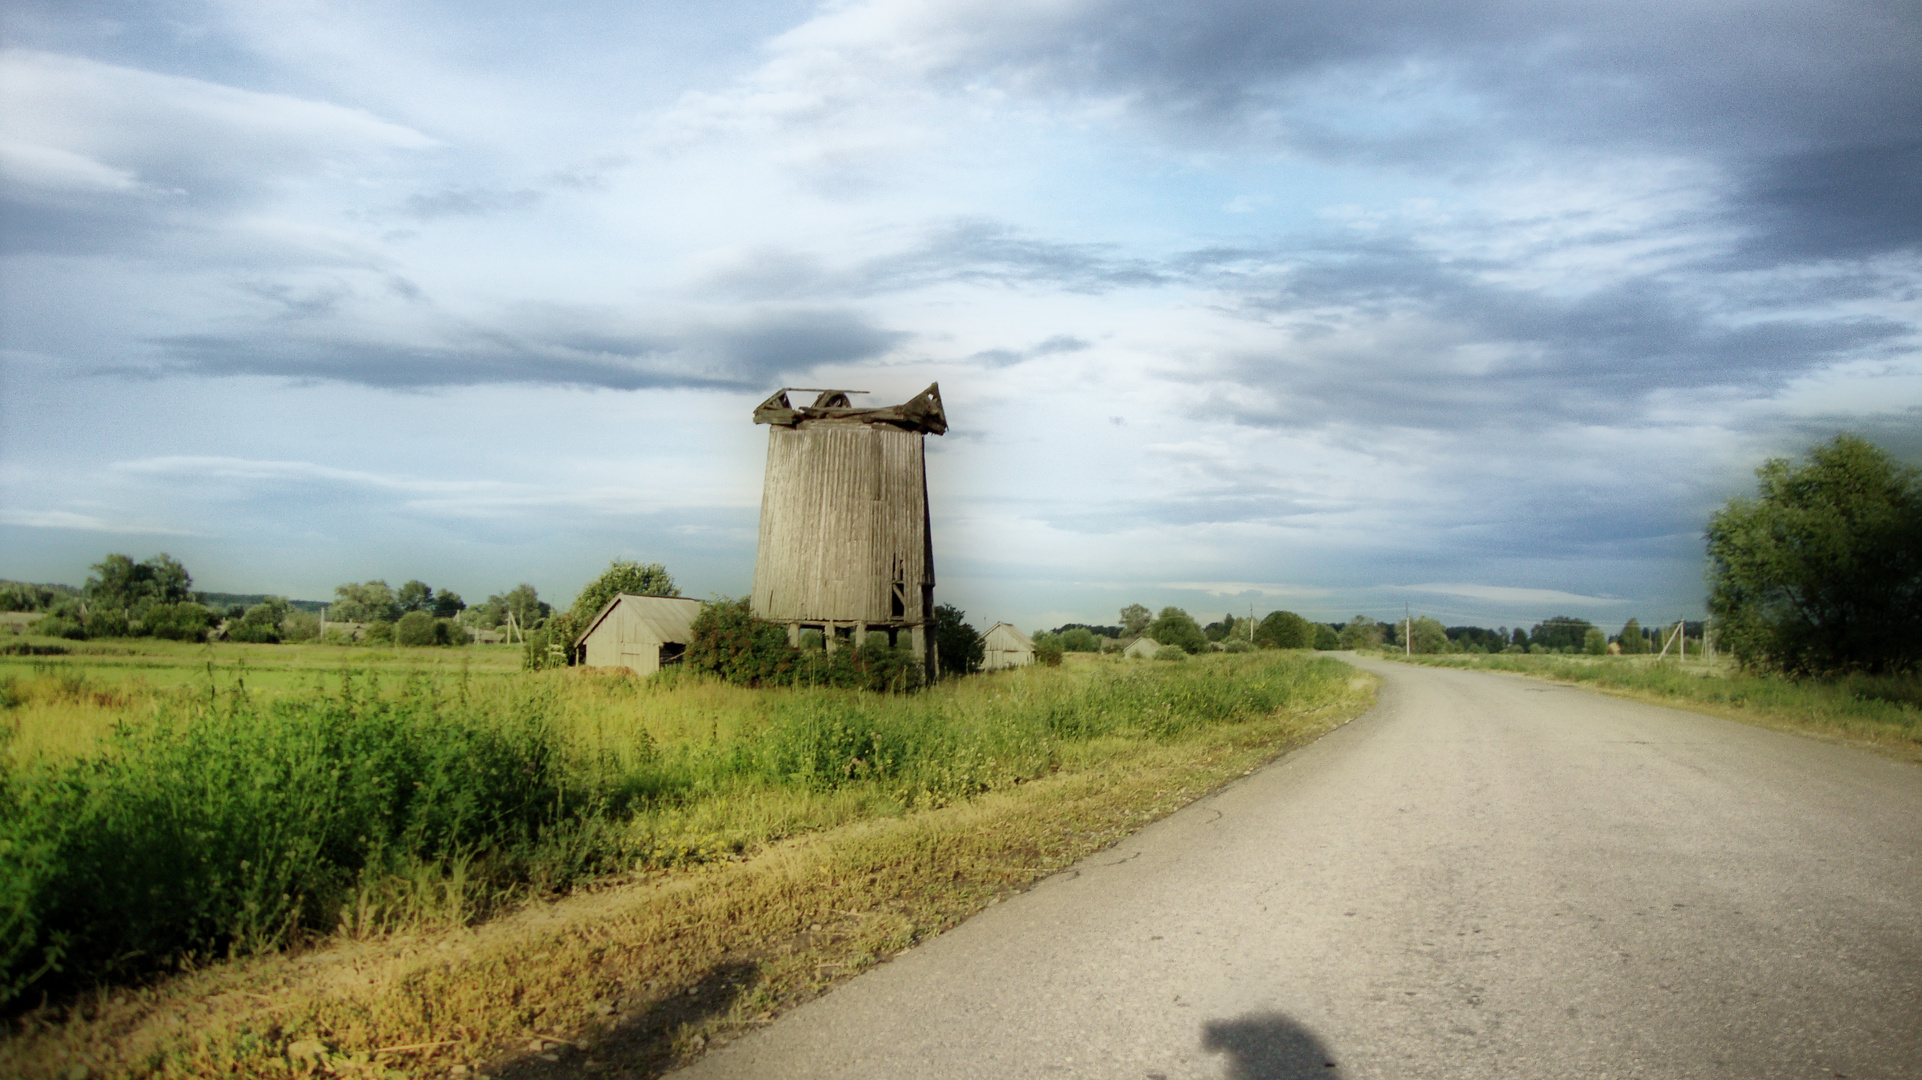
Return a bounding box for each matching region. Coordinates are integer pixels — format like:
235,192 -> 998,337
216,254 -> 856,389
144,603 -> 213,643
1584,627 -> 1607,655
1530,616 -> 1595,652
569,560 -> 679,623
933,604 -> 985,676
431,591 -> 466,619
1409,616 -> 1449,654
1035,637 -> 1065,667
1338,615 -> 1384,650
228,598 -> 291,643
1314,623 -> 1340,650
396,580 -> 434,613
1119,604 -> 1153,637
501,584 -> 549,630
1059,627 -> 1101,652
396,610 -> 438,646
331,581 -> 400,623
1255,610 -> 1313,649
1617,618 -> 1648,655
1707,434 -> 1922,674
1147,607 -> 1208,653
84,553 -> 193,619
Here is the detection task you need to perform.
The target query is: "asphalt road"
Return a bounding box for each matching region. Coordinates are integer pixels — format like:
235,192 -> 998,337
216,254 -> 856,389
676,656 -> 1922,1080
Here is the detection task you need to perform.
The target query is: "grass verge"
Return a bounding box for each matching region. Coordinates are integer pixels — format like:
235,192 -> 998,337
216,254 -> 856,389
3,656 -> 1375,1079
1374,651 -> 1921,761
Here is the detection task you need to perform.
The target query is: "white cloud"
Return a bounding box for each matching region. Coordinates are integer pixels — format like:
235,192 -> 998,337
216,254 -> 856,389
0,508 -> 199,535
1159,581 -> 1334,598
1402,583 -> 1630,607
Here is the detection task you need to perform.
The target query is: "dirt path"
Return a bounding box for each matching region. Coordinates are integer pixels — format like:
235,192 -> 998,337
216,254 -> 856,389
670,654 -> 1922,1079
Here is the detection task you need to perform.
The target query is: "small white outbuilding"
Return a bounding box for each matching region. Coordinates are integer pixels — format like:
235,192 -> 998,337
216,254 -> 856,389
573,594 -> 704,676
1121,636 -> 1163,660
982,622 -> 1035,670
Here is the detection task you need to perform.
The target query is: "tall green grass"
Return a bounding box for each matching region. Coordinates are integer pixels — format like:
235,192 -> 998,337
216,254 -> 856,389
0,652 -> 1355,1008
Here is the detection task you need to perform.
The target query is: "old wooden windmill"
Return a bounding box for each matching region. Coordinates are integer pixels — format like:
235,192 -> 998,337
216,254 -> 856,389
750,383 -> 947,677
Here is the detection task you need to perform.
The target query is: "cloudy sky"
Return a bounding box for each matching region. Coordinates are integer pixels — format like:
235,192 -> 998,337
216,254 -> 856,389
3,0 -> 1917,633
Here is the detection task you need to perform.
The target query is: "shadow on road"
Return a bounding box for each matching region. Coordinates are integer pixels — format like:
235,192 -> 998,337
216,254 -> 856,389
1202,1013 -> 1343,1080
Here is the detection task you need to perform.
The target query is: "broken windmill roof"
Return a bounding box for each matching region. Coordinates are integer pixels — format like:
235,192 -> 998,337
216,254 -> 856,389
753,383 -> 947,434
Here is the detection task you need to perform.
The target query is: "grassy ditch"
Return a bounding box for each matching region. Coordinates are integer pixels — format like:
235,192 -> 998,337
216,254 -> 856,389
1375,651 -> 1921,760
3,651 -> 1374,1079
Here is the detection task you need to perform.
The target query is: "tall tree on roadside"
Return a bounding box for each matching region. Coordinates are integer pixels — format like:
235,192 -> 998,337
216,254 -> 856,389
569,559 -> 679,622
932,603 -> 985,676
1119,603 -> 1153,637
1707,434 -> 1922,674
1255,610 -> 1313,649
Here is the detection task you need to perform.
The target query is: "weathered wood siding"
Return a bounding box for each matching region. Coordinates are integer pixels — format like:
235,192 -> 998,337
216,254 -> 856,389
752,422 -> 934,626
577,595 -> 703,676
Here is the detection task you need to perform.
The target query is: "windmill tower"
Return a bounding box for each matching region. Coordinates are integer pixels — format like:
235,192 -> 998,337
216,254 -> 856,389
750,383 -> 947,677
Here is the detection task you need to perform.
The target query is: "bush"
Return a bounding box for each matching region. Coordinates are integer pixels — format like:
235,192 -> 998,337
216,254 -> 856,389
396,610 -> 438,646
437,617 -> 470,645
1584,627 -> 1607,655
685,599 -> 925,691
34,615 -> 86,640
686,598 -> 795,685
85,608 -> 132,639
144,602 -> 213,642
364,620 -> 394,644
1313,624 -> 1340,650
1035,639 -> 1065,667
281,609 -> 321,643
1154,645 -> 1188,661
226,602 -> 284,644
1222,639 -> 1254,653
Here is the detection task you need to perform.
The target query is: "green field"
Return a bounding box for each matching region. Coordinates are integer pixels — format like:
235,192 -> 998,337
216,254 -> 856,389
1373,650 -> 1922,758
1,636 -> 1368,1028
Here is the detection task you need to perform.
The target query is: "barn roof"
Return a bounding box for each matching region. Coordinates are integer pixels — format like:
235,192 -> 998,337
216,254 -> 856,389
984,622 -> 1034,649
753,383 -> 947,435
574,594 -> 704,648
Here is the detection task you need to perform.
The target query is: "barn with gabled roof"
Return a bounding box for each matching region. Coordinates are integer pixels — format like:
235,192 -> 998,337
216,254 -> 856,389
573,594 -> 704,676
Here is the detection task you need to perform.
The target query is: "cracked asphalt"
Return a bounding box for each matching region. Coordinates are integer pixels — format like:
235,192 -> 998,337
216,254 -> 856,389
673,656 -> 1922,1079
